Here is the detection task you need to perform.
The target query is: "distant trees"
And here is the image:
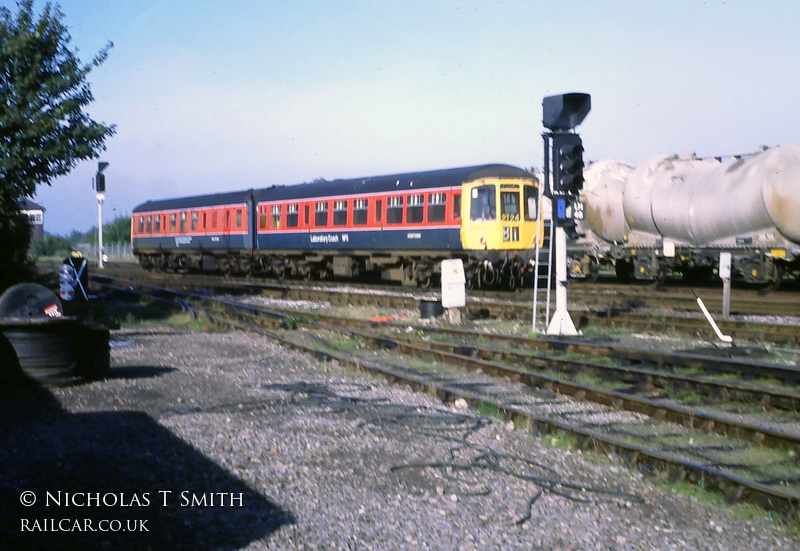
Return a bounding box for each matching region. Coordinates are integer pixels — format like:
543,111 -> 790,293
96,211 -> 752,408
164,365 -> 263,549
101,215 -> 131,245
33,234 -> 72,258
0,0 -> 115,290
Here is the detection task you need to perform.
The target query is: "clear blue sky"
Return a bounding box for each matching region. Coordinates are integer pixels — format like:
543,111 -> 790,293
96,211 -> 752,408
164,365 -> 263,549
19,0 -> 800,235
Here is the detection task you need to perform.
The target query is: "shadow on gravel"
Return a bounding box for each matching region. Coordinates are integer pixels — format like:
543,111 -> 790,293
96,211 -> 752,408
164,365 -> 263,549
0,386 -> 294,550
106,365 -> 177,379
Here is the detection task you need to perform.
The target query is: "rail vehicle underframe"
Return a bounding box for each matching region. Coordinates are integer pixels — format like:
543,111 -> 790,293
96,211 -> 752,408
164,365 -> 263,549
135,246 -> 542,290
251,247 -> 541,290
567,243 -> 799,285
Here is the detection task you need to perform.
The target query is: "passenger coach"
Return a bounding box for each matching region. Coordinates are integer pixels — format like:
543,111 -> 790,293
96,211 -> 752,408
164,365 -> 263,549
132,164 -> 544,288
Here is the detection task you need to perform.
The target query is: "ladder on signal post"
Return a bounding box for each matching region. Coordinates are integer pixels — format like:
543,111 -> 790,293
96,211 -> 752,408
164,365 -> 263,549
532,217 -> 554,332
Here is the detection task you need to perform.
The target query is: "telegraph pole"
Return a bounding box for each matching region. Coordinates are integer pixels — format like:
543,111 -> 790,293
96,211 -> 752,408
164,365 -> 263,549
95,162 -> 109,268
541,93 -> 591,336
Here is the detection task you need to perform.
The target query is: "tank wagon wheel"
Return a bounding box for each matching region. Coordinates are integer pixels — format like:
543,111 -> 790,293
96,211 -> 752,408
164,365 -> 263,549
615,259 -> 634,284
589,261 -> 600,283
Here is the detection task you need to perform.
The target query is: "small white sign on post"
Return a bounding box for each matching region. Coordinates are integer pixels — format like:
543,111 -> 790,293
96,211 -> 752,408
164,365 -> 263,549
441,259 -> 466,309
719,252 -> 732,279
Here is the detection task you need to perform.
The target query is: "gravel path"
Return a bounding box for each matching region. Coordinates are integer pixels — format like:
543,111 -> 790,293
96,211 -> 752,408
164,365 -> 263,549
1,328 -> 796,550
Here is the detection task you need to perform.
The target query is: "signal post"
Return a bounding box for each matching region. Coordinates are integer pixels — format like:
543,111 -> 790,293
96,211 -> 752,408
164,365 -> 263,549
541,93 -> 591,336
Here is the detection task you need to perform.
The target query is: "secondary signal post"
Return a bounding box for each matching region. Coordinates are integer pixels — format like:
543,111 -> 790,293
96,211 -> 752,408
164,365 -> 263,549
541,93 -> 591,336
95,161 -> 109,269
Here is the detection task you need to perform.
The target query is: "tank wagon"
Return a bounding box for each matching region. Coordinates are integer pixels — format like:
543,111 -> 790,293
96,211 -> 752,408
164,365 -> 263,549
568,144 -> 800,285
132,164 -> 544,289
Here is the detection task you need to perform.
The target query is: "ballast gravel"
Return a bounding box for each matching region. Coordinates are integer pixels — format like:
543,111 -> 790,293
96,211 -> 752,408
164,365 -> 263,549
2,328 -> 796,550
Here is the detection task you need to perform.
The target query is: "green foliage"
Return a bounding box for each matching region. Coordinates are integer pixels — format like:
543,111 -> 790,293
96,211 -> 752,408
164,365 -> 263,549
102,215 -> 131,244
33,233 -> 72,258
0,0 -> 115,290
0,211 -> 34,292
0,0 -> 116,216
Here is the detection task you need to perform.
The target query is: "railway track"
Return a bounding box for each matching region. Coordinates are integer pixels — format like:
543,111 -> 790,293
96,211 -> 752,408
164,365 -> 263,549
81,262 -> 800,345
92,273 -> 800,521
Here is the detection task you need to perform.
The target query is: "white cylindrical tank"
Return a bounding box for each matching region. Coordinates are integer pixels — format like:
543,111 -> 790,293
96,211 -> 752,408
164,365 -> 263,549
621,144 -> 800,246
582,160 -> 633,244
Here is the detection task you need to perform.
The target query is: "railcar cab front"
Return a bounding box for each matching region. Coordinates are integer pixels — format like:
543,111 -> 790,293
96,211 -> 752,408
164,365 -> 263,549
460,177 -> 542,252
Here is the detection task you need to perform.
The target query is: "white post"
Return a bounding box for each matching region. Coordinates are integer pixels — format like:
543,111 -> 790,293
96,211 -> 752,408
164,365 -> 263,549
97,193 -> 105,269
546,225 -> 578,335
719,252 -> 732,319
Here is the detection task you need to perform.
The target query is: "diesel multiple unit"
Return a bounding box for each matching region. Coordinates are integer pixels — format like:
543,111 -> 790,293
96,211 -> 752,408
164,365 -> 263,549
132,164 -> 543,289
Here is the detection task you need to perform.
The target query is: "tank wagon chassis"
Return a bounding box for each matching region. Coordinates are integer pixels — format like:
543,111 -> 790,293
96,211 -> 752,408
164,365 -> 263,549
132,165 -> 546,291
569,242 -> 797,286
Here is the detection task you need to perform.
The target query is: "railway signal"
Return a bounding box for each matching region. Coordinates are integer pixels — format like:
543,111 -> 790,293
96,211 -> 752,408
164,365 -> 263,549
539,92 -> 591,337
553,133 -> 584,195
95,161 -> 109,268
95,161 -> 109,193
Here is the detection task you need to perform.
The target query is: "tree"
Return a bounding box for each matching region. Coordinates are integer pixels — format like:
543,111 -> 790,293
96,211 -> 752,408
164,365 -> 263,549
102,214 -> 131,244
0,0 -> 115,290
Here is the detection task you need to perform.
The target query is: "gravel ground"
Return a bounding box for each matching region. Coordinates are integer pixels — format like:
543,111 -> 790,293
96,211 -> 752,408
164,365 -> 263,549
1,327 -> 797,550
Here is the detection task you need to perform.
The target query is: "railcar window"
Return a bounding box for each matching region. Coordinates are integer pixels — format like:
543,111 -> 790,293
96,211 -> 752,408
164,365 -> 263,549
453,194 -> 461,220
211,211 -> 217,229
315,201 -> 328,227
146,216 -> 152,233
271,205 -> 281,229
407,194 -> 424,224
236,209 -> 242,227
428,192 -> 446,223
191,211 -> 198,231
353,198 -> 368,225
387,196 -> 403,224
259,207 -> 267,229
154,215 -> 161,233
304,205 -> 309,226
226,211 -> 230,229
169,213 -> 176,232
524,185 -> 538,221
333,199 -> 347,226
201,213 -> 206,230
470,185 -> 496,221
180,212 -> 187,232
287,204 -> 299,228
500,192 -> 520,222
376,200 -> 382,223
138,216 -> 144,234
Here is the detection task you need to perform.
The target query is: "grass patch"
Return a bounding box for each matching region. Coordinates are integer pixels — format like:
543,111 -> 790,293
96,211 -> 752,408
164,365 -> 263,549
543,430 -> 579,449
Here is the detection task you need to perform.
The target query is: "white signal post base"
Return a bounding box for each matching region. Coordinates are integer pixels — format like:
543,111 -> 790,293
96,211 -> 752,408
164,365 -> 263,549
546,225 -> 579,336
